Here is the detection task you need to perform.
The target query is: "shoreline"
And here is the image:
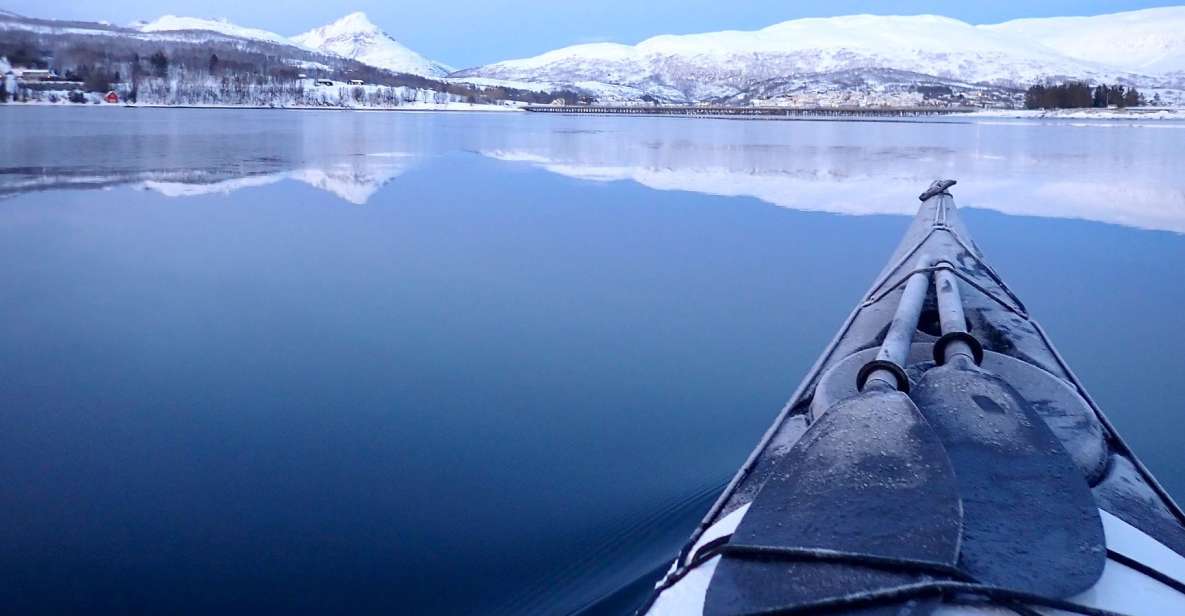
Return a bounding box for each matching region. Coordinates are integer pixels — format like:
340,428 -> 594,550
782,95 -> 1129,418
5,101 -> 1184,121
959,107 -> 1185,121
0,101 -> 525,113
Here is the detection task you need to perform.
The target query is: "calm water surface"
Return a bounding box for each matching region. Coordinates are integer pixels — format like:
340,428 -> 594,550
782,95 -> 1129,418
1,106 -> 1184,614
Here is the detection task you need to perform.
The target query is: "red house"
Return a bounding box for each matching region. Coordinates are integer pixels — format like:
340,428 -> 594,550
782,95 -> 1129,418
104,91 -> 119,104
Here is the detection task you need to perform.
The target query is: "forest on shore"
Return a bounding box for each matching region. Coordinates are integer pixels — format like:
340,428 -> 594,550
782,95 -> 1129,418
1023,82 -> 1154,109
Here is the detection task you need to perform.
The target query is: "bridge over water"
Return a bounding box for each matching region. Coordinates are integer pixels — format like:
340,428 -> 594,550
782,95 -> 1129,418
525,105 -> 977,118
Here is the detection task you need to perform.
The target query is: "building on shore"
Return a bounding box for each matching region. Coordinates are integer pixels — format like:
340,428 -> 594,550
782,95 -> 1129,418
13,68 -> 54,82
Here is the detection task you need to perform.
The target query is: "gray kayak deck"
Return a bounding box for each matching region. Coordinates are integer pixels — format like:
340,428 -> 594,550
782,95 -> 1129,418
673,192 -> 1185,574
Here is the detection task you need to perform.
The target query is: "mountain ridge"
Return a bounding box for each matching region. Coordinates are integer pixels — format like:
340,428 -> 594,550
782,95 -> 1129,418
453,8 -> 1184,103
985,6 -> 1185,75
136,15 -> 299,48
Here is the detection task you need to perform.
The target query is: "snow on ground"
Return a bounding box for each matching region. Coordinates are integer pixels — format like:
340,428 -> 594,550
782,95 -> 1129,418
445,75 -> 685,103
963,108 -> 1185,120
570,80 -> 686,102
5,98 -> 523,113
385,101 -> 522,112
127,101 -> 521,112
442,77 -> 560,94
6,75 -> 526,111
6,92 -> 109,105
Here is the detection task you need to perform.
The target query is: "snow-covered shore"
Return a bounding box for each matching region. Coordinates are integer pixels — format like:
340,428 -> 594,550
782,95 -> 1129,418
962,107 -> 1185,121
124,101 -> 524,112
2,100 -> 524,112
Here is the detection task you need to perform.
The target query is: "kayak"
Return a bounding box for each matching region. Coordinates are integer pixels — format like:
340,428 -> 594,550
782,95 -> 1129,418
640,181 -> 1185,615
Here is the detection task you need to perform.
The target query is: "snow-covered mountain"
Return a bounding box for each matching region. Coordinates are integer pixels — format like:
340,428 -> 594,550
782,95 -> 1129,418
135,15 -> 295,47
985,6 -> 1185,76
291,12 -> 450,78
454,10 -> 1180,103
2,10 -> 538,109
132,12 -> 449,78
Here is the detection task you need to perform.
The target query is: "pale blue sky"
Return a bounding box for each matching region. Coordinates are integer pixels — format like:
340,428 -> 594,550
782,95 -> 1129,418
5,0 -> 1181,68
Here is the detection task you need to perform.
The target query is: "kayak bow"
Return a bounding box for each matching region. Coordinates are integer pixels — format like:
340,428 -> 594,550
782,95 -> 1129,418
640,181 -> 1185,616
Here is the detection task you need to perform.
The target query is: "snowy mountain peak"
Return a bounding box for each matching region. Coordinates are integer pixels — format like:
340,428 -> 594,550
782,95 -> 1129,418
332,11 -> 379,31
290,13 -> 451,78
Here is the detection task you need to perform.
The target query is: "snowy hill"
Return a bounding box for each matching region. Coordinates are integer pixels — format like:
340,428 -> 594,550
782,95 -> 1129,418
454,11 -> 1172,102
291,12 -> 450,78
985,6 -> 1185,76
135,15 -> 295,47
0,11 -> 557,110
133,12 -> 450,78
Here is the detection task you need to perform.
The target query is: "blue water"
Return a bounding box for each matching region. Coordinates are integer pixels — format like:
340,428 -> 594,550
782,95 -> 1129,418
1,107 -> 1183,614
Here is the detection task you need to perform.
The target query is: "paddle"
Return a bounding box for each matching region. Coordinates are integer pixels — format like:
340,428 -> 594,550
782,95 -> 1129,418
705,257 -> 962,616
910,264 -> 1106,598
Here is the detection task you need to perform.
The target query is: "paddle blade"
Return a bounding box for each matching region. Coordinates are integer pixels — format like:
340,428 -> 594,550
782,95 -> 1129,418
705,389 -> 961,616
911,361 -> 1106,597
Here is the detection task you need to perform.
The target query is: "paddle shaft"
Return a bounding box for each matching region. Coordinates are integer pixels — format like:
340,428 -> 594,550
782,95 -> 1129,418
935,265 -> 976,365
866,255 -> 933,390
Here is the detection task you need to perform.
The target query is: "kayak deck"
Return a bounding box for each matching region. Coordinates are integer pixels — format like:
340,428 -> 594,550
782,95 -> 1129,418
641,184 -> 1185,615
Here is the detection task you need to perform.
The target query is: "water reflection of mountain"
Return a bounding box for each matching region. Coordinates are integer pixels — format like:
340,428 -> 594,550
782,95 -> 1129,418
477,122 -> 1185,234
5,110 -> 1184,232
143,155 -> 414,204
0,108 -> 430,205
0,154 -> 414,205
